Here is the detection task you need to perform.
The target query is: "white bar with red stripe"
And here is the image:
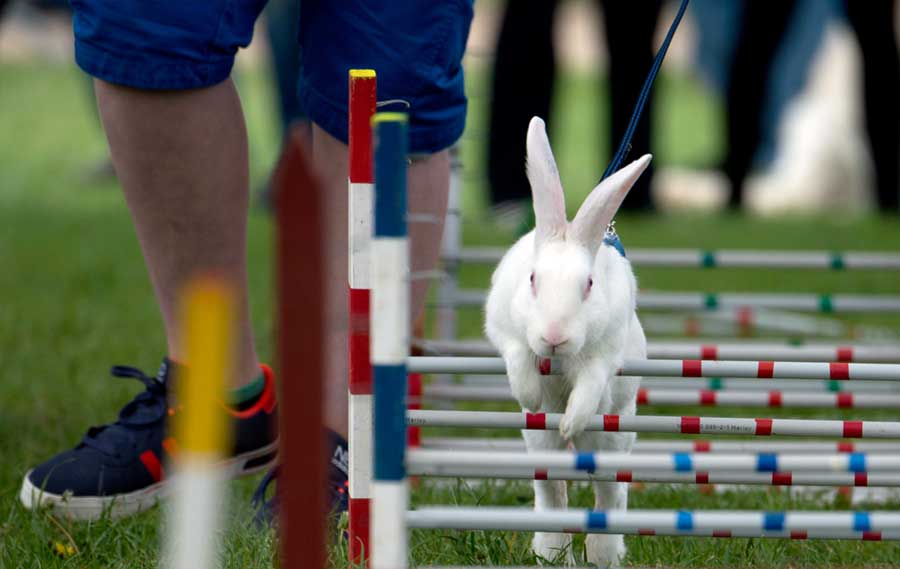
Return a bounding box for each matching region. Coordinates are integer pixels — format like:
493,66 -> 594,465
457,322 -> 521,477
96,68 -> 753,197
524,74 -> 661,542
406,409 -> 900,438
406,357 -> 900,381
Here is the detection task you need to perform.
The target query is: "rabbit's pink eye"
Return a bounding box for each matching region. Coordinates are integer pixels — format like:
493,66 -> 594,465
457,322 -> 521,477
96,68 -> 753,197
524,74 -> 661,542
529,272 -> 536,295
588,277 -> 593,289
530,272 -> 535,285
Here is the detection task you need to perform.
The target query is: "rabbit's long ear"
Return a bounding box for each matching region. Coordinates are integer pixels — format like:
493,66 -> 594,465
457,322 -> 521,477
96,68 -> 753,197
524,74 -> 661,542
526,117 -> 567,247
569,154 -> 652,256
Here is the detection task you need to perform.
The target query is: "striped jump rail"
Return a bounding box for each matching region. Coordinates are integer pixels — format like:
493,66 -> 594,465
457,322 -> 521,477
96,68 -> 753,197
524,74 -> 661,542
445,248 -> 900,270
407,464 -> 900,488
419,384 -> 900,409
457,375 -> 900,394
415,339 -> 900,363
419,437 -> 900,455
407,449 -> 900,474
407,356 -> 900,381
407,507 -> 900,541
448,290 -> 900,313
407,410 -> 900,438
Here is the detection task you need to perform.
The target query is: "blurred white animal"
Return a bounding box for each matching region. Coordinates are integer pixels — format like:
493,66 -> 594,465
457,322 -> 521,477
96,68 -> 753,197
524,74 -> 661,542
484,117 -> 649,568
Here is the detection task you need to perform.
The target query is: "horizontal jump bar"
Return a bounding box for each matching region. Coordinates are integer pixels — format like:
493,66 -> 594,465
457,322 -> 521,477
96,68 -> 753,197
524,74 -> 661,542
407,410 -> 900,438
419,438 -> 900,455
407,449 -> 900,474
457,374 -> 900,393
449,290 -> 900,313
407,356 -> 900,381
420,385 -> 900,409
408,464 -> 900,488
446,248 -> 900,270
415,339 -> 900,363
408,507 -> 900,539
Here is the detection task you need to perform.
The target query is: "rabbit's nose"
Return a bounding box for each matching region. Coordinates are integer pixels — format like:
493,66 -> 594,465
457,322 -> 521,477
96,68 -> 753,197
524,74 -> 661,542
541,332 -> 569,348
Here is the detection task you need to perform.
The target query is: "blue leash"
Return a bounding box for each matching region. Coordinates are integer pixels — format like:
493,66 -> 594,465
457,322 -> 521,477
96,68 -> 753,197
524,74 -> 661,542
600,0 -> 690,182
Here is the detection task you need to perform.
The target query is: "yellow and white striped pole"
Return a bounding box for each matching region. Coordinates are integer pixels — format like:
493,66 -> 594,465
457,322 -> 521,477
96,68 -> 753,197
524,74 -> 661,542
162,276 -> 235,569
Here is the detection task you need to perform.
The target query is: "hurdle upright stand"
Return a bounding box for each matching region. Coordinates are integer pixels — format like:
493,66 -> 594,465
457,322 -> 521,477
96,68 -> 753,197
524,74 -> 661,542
371,112 -> 410,569
348,69 -> 377,565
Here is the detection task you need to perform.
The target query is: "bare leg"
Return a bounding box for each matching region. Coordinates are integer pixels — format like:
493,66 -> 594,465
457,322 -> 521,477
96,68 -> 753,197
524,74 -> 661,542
311,124 -> 449,437
95,79 -> 259,386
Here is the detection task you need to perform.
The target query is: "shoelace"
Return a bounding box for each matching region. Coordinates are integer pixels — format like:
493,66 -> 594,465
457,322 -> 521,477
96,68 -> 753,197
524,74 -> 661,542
79,365 -> 168,458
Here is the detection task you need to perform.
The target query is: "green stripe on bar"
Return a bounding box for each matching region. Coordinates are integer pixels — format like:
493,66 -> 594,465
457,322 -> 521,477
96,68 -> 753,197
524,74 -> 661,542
819,295 -> 834,313
701,251 -> 716,268
704,294 -> 718,309
830,252 -> 845,270
828,380 -> 843,392
708,377 -> 723,391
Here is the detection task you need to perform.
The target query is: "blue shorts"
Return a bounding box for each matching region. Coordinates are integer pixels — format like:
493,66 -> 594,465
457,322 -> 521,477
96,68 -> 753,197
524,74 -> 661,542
72,0 -> 472,154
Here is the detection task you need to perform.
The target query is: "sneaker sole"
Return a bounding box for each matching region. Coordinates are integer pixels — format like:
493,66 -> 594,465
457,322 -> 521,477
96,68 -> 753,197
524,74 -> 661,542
19,439 -> 279,521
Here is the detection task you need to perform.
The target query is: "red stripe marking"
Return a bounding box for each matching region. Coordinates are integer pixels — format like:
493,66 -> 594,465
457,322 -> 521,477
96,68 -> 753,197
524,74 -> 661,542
790,530 -> 808,540
837,486 -> 852,499
712,530 -> 732,538
757,361 -> 775,378
837,441 -> 855,453
682,360 -> 702,377
348,497 -> 371,563
348,74 -> 376,183
836,392 -> 853,408
538,358 -> 552,375
700,345 -> 718,360
616,471 -> 633,482
534,470 -> 548,480
525,413 -> 546,430
837,347 -> 854,362
755,418 -> 774,436
772,472 -> 792,486
603,415 -> 620,432
139,450 -> 163,482
638,529 -> 656,536
862,531 -> 882,541
699,390 -> 716,405
681,416 -> 701,434
830,362 -> 850,380
348,288 -> 372,394
637,389 -> 648,405
843,421 -> 863,438
695,472 -> 710,484
693,440 -> 711,453
685,317 -> 700,337
407,373 -> 422,447
855,472 -> 869,487
768,391 -> 783,407
737,307 -> 753,329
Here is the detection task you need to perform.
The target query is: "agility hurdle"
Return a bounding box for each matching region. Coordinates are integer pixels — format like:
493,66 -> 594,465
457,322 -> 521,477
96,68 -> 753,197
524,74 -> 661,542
407,464 -> 900,488
408,507 -> 900,541
419,437 -> 900,455
419,384 -> 900,409
448,289 -> 900,313
274,128 -> 327,569
407,356 -> 900,381
416,339 -> 900,363
347,69 -> 377,564
445,247 -> 900,270
407,448 -> 900,474
407,410 -> 900,438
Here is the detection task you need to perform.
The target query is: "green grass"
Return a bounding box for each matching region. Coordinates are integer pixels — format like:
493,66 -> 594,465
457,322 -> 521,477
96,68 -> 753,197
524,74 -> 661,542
1,62 -> 899,568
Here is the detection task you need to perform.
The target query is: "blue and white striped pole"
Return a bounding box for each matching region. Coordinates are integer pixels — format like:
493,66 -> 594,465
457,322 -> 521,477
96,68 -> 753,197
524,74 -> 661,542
371,112 -> 409,569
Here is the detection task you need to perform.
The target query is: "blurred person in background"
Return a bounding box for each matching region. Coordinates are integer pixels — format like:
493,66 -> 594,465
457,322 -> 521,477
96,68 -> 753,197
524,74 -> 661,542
486,0 -> 662,231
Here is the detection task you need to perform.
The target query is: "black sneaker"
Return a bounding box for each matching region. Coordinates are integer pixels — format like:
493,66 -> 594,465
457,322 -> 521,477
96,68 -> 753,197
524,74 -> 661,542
19,359 -> 278,520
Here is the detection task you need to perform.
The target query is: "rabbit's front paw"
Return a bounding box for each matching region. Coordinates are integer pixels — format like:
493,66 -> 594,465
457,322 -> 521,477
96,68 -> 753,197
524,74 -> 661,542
511,375 -> 543,412
559,406 -> 592,441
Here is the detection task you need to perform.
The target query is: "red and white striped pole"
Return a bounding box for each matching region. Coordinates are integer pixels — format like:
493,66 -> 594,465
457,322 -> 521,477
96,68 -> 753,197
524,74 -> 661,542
347,69 -> 376,565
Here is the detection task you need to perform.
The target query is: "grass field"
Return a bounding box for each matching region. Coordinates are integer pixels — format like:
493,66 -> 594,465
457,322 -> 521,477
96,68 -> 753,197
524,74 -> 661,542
1,61 -> 899,568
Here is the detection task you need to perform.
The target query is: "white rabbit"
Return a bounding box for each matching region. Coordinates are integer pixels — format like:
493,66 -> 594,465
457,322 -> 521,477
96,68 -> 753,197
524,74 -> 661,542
484,117 -> 649,568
